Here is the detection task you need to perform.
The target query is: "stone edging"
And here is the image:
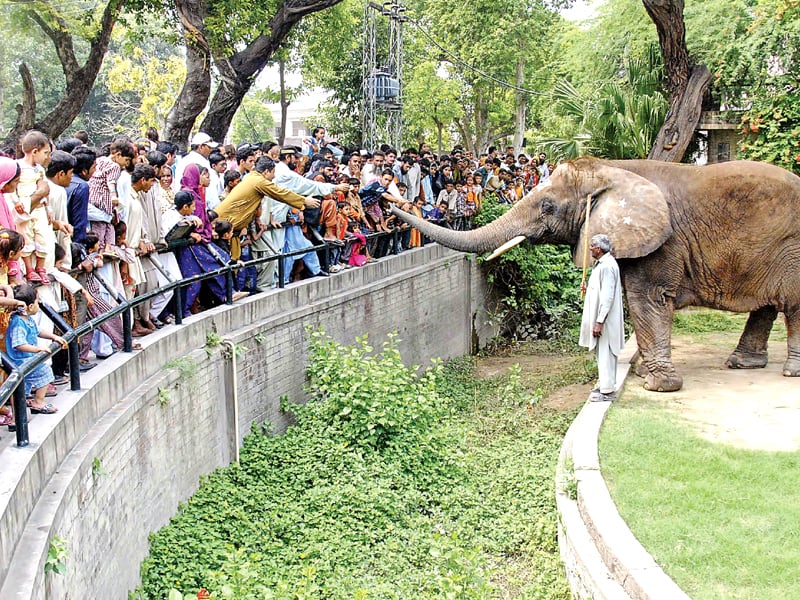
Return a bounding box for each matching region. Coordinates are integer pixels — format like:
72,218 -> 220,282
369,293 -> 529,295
555,336 -> 691,600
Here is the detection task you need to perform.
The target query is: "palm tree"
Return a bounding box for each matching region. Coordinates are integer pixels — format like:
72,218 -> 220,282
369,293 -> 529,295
539,45 -> 668,161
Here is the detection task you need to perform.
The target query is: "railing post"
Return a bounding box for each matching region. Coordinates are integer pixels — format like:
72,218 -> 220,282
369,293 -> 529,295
323,244 -> 330,272
278,256 -> 285,289
393,228 -> 401,255
122,306 -> 133,353
225,268 -> 234,304
13,382 -> 28,447
68,339 -> 81,391
174,285 -> 183,325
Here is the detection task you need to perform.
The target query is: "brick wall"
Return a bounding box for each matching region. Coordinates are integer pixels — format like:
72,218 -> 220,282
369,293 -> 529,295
0,244 -> 499,599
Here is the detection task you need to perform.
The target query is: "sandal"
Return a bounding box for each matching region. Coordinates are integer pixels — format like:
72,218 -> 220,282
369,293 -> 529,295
30,403 -> 58,414
35,268 -> 51,285
0,413 -> 14,427
26,270 -> 42,284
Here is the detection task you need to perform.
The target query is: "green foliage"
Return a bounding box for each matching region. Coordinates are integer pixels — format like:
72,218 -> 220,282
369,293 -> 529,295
296,329 -> 442,451
230,89 -> 276,145
541,46 -> 668,161
474,196 -> 582,339
158,387 -> 171,408
92,457 -> 108,479
163,357 -> 199,383
672,310 -> 747,335
134,334 -> 577,599
45,536 -> 68,576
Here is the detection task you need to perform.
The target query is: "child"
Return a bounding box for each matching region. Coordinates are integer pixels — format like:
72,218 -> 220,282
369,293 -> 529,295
88,138 -> 135,254
6,284 -> 67,414
14,131 -> 52,285
0,158 -> 23,284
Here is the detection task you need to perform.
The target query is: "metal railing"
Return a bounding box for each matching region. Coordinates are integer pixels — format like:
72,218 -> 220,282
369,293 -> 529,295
0,220 -> 469,448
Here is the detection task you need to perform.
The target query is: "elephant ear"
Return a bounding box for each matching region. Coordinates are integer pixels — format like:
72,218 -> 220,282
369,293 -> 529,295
573,164 -> 673,268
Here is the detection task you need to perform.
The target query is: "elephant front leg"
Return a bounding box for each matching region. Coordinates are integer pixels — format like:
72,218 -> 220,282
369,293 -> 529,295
782,307 -> 800,376
626,289 -> 683,392
725,305 -> 776,369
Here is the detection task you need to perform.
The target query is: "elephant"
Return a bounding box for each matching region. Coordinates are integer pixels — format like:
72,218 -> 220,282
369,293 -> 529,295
390,157 -> 800,392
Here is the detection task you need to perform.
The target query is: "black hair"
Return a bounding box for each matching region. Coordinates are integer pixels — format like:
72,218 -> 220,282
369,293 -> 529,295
46,150 -> 77,178
0,229 -> 24,261
71,146 -> 96,178
73,130 -> 90,144
207,209 -> 218,222
380,168 -> 395,178
236,145 -> 255,163
114,220 -> 127,240
56,138 -> 83,153
254,156 -> 275,173
145,150 -> 168,169
174,190 -> 194,210
131,163 -> 156,184
146,127 -> 159,143
156,141 -> 176,156
223,170 -> 241,187
84,231 -> 100,252
54,243 -> 66,263
214,220 -> 232,237
14,283 -> 37,306
316,159 -> 333,170
348,177 -> 360,186
209,152 -> 225,167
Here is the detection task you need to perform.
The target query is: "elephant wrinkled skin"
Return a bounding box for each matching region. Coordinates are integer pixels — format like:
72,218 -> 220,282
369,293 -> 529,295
391,157 -> 800,392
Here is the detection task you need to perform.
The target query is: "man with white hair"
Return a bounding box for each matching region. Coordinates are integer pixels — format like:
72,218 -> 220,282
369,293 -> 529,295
579,233 -> 625,401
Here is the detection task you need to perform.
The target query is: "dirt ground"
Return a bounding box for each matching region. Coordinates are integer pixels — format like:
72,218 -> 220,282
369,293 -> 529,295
477,331 -> 800,451
624,332 -> 800,452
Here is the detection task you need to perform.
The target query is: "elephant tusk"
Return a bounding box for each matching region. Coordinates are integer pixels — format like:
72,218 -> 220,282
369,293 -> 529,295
485,235 -> 526,261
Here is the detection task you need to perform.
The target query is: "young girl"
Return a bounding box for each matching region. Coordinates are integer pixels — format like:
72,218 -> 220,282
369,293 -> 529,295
6,284 -> 68,414
0,160 -> 23,284
0,230 -> 29,427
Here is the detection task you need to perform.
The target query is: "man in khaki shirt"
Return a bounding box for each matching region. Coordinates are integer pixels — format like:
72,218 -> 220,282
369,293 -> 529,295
215,157 -> 319,260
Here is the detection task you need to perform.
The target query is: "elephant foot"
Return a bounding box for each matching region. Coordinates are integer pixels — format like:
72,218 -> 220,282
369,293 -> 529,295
726,350 -> 768,370
643,372 -> 683,392
634,361 -> 649,379
783,357 -> 800,377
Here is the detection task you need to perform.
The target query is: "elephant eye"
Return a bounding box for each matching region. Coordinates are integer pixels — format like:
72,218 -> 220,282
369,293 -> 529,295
541,198 -> 556,215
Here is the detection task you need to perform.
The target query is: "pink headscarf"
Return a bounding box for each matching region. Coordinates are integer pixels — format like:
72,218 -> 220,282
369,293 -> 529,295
180,163 -> 211,242
0,157 -> 20,191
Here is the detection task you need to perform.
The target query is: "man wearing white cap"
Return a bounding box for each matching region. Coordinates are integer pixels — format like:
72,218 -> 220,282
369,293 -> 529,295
173,132 -> 219,193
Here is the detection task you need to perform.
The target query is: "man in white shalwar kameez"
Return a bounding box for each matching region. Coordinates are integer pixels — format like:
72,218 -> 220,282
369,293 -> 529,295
579,234 -> 625,402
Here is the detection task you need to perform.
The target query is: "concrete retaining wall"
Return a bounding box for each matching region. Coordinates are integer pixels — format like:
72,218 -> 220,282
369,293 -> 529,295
0,245 -> 498,599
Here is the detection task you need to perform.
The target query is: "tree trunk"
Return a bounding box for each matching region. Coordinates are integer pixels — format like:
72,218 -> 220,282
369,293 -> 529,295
279,57 -> 289,145
643,0 -> 711,162
6,64 -> 37,147
197,0 -> 344,142
4,0 -> 122,147
512,55 -> 526,155
163,0 -> 211,149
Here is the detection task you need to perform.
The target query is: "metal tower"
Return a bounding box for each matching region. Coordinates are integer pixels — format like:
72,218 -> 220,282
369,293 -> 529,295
362,0 -> 406,151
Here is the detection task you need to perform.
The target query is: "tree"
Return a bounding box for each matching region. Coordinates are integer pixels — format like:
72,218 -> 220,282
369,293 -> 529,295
643,0 -> 711,162
403,61 -> 464,154
3,0 -> 124,146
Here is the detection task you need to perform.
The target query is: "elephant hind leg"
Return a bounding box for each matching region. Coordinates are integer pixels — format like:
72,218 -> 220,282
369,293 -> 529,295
782,307 -> 800,376
726,305 -> 777,369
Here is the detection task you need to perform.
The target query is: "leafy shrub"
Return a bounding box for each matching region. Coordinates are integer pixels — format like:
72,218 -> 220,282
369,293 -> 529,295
474,196 -> 583,340
133,332 -> 574,599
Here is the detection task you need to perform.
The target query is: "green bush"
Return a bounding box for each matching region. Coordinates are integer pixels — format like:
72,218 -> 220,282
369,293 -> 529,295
475,195 -> 583,340
133,332 -> 574,599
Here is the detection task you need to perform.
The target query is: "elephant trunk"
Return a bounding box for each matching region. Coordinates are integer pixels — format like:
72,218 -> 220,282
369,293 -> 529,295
390,204 -> 529,254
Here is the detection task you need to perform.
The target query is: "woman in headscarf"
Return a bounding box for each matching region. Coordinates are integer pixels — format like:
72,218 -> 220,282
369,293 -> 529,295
0,157 -> 23,283
176,164 -> 245,316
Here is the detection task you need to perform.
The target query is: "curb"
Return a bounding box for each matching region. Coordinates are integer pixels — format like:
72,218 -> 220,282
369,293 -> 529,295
555,336 -> 691,600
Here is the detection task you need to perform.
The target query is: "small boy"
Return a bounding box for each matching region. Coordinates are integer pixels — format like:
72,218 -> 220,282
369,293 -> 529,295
6,284 -> 67,414
88,138 -> 135,254
14,131 -> 52,285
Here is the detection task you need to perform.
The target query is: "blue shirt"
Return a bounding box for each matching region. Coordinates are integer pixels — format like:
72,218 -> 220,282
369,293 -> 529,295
6,314 -> 39,366
66,174 -> 91,245
359,181 -> 388,208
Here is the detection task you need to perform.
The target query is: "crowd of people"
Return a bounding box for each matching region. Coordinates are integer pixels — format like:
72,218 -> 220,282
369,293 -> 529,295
0,124 -> 553,429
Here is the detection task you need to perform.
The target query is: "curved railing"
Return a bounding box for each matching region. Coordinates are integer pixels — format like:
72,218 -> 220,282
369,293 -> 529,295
1,225 -> 431,446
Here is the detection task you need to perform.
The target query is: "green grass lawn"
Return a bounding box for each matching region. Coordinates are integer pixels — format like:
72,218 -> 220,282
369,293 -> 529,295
601,397 -> 800,599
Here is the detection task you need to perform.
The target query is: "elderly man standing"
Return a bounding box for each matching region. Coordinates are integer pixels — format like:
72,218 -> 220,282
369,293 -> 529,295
579,234 -> 625,402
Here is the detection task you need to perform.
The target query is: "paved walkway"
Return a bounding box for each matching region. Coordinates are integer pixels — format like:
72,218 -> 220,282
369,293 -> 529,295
556,331 -> 799,599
